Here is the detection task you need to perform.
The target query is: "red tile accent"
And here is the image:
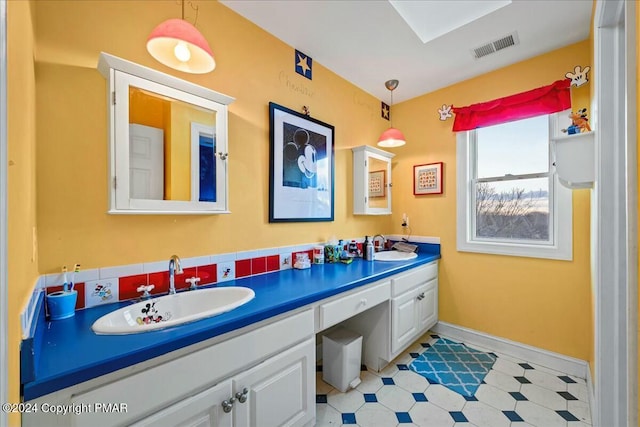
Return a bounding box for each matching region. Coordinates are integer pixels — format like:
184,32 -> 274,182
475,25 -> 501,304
235,259 -> 251,278
46,283 -> 86,310
173,267 -> 197,291
266,255 -> 280,272
118,274 -> 149,301
148,271 -> 169,294
197,264 -> 217,285
251,257 -> 266,275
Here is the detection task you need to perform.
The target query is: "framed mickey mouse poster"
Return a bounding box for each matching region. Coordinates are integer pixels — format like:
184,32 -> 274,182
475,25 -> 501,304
269,102 -> 335,222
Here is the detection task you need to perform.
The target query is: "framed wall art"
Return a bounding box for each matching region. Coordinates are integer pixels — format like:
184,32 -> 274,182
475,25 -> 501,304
269,102 -> 335,222
369,170 -> 386,198
414,162 -> 443,195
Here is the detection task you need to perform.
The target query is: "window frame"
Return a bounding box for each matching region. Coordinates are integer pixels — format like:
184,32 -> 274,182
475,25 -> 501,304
456,113 -> 573,260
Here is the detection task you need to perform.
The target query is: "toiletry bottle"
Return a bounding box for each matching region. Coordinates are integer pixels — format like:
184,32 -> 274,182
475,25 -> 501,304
364,236 -> 374,261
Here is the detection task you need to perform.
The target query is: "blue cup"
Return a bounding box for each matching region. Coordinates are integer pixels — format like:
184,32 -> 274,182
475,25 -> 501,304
47,290 -> 78,320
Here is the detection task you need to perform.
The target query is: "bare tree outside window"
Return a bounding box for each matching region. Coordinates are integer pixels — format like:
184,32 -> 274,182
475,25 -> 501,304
475,182 -> 549,240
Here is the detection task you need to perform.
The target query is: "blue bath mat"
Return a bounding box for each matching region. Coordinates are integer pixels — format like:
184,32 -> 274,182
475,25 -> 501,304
409,338 -> 496,397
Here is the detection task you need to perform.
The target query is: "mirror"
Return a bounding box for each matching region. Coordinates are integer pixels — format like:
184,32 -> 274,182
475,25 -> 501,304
128,87 -> 217,203
367,156 -> 388,210
98,52 -> 234,214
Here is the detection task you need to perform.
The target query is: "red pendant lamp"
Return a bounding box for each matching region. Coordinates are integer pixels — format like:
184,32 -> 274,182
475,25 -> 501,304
147,1 -> 215,74
378,79 -> 406,148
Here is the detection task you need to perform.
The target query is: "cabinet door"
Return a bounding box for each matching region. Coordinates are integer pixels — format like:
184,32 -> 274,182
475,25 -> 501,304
417,279 -> 438,332
129,380 -> 232,427
391,289 -> 419,354
233,338 -> 315,427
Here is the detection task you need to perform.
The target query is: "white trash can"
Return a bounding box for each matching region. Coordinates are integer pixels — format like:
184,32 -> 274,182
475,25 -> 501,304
322,327 -> 363,392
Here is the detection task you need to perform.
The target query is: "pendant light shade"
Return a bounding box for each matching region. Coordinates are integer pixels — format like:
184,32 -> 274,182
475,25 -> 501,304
377,127 -> 407,148
378,79 -> 406,147
147,16 -> 215,74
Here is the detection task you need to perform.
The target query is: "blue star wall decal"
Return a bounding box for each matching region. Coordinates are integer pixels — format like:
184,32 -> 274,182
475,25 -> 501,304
381,102 -> 390,120
295,49 -> 312,80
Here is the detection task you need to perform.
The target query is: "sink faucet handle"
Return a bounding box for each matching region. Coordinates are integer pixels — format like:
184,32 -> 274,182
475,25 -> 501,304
136,284 -> 155,299
186,277 -> 201,291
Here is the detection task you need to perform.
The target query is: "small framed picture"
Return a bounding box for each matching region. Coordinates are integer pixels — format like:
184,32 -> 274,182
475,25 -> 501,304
369,170 -> 386,198
414,162 -> 443,195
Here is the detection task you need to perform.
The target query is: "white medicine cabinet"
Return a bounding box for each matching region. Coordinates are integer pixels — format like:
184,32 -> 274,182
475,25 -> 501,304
97,52 -> 235,214
352,145 -> 394,215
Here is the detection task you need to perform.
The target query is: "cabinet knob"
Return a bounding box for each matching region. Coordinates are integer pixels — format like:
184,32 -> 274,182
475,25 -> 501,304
236,387 -> 249,403
417,293 -> 425,300
222,399 -> 234,413
217,152 -> 229,160
360,298 -> 367,306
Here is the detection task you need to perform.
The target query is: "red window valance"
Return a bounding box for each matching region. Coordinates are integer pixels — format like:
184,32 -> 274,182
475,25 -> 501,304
451,79 -> 572,132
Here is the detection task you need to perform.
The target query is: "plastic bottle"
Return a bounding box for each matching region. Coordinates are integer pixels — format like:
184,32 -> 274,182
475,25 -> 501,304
364,236 -> 374,261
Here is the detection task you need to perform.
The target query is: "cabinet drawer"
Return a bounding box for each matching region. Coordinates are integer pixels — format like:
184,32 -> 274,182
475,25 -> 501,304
391,262 -> 438,296
319,281 -> 390,330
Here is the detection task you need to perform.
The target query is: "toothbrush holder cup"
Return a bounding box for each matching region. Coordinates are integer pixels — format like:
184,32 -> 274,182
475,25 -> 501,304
47,290 -> 78,320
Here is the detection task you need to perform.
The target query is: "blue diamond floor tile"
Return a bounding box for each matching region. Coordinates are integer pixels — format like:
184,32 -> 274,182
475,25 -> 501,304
519,363 -> 534,369
558,391 -> 578,400
396,412 -> 412,423
363,393 -> 377,403
316,394 -> 327,404
342,413 -> 357,424
503,410 -> 525,422
382,377 -> 395,385
515,376 -> 532,384
409,352 -> 420,358
556,410 -> 580,421
559,375 -> 577,383
412,392 -> 428,402
509,391 -> 528,401
450,411 -> 468,422
420,342 -> 431,348
463,395 -> 478,401
397,364 -> 409,370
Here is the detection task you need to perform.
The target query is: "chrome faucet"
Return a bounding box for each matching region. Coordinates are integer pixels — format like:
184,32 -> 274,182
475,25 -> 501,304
372,234 -> 387,252
168,255 -> 183,295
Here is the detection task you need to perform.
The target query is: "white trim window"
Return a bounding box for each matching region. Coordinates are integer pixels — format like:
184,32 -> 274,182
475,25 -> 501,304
456,113 -> 572,260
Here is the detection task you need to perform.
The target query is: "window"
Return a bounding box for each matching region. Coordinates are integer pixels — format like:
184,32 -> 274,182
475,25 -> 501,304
456,113 -> 572,260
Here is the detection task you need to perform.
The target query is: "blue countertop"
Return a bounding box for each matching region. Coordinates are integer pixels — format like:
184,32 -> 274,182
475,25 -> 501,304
23,248 -> 439,400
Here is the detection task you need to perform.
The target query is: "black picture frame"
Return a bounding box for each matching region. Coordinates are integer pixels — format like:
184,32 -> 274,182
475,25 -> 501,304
269,102 -> 335,222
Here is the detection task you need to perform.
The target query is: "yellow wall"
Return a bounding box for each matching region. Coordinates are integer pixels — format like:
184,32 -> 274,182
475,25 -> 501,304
636,2 -> 639,421
33,0 -> 390,274
392,41 -> 593,360
7,1 -> 39,425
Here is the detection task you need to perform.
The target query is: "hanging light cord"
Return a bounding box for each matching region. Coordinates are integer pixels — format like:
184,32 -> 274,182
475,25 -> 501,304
178,0 -> 199,27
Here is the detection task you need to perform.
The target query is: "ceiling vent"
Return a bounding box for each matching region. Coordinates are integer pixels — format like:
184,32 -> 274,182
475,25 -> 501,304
472,31 -> 519,59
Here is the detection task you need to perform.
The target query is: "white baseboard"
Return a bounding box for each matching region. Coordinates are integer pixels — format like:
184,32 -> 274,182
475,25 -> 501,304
432,321 -> 589,379
585,359 -> 597,427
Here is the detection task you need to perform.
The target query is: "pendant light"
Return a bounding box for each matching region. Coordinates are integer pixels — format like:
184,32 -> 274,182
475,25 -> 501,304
146,0 -> 215,74
378,79 -> 406,148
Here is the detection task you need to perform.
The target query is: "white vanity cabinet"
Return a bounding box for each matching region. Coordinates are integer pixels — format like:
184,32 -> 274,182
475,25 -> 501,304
352,145 -> 395,215
233,339 -> 315,427
23,310 -> 315,427
390,263 -> 438,357
130,380 -> 232,427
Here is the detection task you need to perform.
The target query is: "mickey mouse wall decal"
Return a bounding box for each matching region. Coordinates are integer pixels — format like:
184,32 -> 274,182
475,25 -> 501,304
565,65 -> 590,87
438,104 -> 453,121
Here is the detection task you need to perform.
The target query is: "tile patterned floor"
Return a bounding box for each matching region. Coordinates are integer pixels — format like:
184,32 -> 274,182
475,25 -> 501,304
316,332 -> 592,427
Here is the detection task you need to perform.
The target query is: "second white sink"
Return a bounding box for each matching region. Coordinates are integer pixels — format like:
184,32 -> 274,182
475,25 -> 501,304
374,251 -> 418,261
92,286 -> 255,335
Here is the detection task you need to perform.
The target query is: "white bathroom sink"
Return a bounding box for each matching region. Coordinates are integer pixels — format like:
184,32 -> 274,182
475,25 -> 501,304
91,287 -> 255,334
374,251 -> 418,261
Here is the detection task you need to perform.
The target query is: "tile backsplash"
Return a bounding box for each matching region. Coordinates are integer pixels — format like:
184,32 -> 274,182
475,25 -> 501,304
39,241 -> 330,311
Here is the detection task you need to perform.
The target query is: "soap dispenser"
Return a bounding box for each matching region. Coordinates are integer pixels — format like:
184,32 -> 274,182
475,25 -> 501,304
364,236 -> 374,261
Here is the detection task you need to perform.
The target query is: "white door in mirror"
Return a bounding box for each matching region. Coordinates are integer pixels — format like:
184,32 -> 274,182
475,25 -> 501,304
91,287 -> 255,334
374,251 -> 418,261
